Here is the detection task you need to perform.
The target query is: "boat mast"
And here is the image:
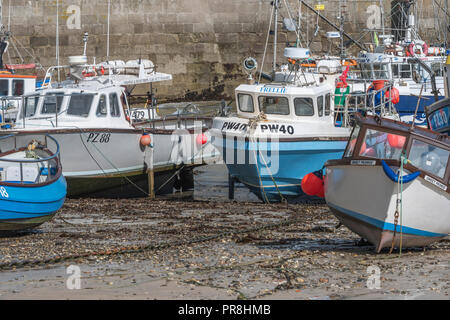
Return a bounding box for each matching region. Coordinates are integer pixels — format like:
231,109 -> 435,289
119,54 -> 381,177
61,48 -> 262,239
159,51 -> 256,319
380,0 -> 385,38
107,0 -> 110,61
272,0 -> 279,77
56,0 -> 60,81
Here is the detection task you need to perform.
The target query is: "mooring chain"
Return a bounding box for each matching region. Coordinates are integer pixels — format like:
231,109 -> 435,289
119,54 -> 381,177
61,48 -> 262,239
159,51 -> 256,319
389,206 -> 400,254
0,213 -> 328,272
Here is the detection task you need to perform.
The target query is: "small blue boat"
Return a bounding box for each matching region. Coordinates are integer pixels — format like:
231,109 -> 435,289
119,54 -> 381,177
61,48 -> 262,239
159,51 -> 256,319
0,134 -> 66,231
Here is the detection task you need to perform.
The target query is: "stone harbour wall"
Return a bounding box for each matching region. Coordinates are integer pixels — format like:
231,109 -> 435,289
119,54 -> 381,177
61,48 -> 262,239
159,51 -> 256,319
3,0 -> 446,101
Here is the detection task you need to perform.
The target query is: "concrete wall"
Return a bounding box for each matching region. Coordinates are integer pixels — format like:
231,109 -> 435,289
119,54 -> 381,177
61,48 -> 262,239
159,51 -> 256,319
3,0 -> 446,101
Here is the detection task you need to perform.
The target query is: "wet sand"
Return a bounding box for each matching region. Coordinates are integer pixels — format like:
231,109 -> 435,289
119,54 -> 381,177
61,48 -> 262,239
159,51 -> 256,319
0,165 -> 448,300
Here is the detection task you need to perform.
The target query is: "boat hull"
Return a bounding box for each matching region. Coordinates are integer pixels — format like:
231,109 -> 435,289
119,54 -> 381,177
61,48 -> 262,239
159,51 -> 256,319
396,94 -> 445,125
325,164 -> 449,252
0,129 -> 215,197
215,137 -> 347,202
0,175 -> 67,231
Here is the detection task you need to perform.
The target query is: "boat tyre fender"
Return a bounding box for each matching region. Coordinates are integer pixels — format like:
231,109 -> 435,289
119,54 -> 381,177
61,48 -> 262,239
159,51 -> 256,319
381,160 -> 421,184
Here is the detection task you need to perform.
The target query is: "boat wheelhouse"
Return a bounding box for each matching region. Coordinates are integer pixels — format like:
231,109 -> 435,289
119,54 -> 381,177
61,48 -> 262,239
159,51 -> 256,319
0,54 -> 217,198
324,114 -> 449,252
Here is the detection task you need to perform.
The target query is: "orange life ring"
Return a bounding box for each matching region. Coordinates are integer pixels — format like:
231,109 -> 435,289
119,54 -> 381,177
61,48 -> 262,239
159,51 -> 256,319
300,63 -> 317,68
343,59 -> 357,67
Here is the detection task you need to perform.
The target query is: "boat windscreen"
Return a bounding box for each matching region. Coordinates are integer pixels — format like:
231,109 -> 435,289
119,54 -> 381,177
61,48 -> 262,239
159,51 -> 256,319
259,96 -> 290,115
42,93 -> 64,114
23,95 -> 39,117
344,125 -> 361,157
67,94 -> 94,117
409,139 -> 449,179
359,128 -> 406,160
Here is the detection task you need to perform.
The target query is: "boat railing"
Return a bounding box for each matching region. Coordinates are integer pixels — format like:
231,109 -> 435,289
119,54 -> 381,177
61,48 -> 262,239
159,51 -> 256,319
0,134 -> 61,185
0,96 -> 22,126
332,81 -> 397,128
138,112 -> 213,132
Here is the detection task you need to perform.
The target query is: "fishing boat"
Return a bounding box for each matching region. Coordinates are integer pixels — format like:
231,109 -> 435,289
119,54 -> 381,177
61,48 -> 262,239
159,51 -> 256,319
0,133 -> 66,231
323,113 -> 449,252
0,34 -> 216,198
0,35 -> 37,124
211,0 -> 406,203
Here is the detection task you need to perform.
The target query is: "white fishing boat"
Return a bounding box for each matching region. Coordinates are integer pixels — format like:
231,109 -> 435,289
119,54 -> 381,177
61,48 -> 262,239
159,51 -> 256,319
323,113 -> 449,252
0,35 -> 216,197
210,0 -> 399,203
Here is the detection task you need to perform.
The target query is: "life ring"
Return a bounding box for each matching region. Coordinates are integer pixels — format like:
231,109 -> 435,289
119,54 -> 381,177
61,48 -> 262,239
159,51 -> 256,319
409,40 -> 428,57
381,160 -> 421,184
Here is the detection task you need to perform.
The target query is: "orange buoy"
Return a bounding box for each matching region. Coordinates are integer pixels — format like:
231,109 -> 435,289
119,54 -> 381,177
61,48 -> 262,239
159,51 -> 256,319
140,133 -> 152,146
385,88 -> 400,104
372,80 -> 385,91
301,172 -> 324,197
387,134 -> 406,149
196,133 -> 208,145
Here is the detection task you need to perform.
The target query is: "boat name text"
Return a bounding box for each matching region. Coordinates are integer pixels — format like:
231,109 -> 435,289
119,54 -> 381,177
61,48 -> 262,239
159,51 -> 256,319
0,187 -> 9,198
221,122 -> 295,135
259,87 -> 287,94
86,133 -> 111,143
350,160 -> 377,166
424,175 -> 447,191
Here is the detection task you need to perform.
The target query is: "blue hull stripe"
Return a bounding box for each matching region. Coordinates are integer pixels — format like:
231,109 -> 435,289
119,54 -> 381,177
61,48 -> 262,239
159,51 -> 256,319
328,202 -> 447,238
0,176 -> 67,221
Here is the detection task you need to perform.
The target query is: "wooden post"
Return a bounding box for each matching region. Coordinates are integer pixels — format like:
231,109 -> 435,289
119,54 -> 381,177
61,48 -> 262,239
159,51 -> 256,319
144,141 -> 155,199
228,173 -> 235,200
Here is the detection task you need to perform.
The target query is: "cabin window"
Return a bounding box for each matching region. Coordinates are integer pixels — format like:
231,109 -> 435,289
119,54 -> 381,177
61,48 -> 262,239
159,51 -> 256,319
359,129 -> 405,160
409,139 -> 449,179
0,80 -> 8,96
12,80 -> 24,96
360,64 -> 372,79
23,96 -> 39,117
325,94 -> 331,116
67,94 -> 94,117
238,94 -> 254,113
109,93 -> 121,117
42,93 -> 64,114
96,95 -> 107,117
317,96 -> 324,117
373,63 -> 389,79
344,125 -> 361,157
392,64 -> 399,78
400,64 -> 411,78
294,97 -> 314,116
258,96 -> 289,115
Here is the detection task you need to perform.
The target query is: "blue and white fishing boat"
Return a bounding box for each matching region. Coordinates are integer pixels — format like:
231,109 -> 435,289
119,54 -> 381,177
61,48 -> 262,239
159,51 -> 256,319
323,113 -> 449,252
210,1 -> 400,203
0,134 -> 66,231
